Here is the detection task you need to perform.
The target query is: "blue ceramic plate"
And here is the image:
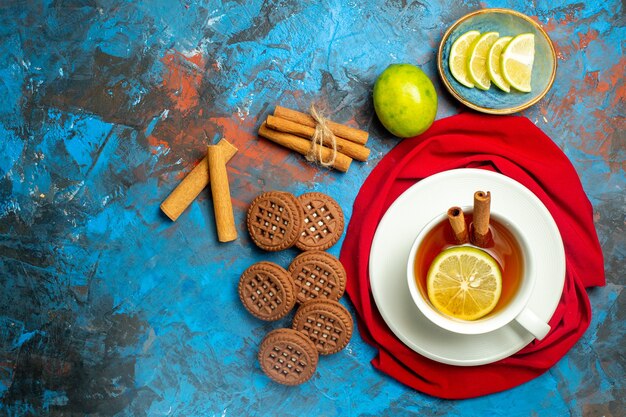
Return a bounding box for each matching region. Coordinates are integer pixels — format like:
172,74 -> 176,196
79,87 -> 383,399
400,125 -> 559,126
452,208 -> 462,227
438,8 -> 557,114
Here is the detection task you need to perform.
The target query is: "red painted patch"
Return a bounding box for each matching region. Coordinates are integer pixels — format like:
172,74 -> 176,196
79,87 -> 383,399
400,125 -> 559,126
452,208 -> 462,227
553,56 -> 625,174
607,57 -> 626,107
209,114 -> 322,194
161,51 -> 206,112
153,51 -> 331,193
146,134 -> 171,155
584,71 -> 599,89
537,9 -> 579,31
578,29 -> 599,50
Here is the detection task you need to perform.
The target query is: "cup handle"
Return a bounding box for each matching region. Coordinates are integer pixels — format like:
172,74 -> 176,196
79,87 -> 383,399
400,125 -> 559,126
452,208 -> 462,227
514,308 -> 551,340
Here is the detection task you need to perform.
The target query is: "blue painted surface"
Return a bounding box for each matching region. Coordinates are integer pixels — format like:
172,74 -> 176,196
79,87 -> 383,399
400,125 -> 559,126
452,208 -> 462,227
0,0 -> 623,416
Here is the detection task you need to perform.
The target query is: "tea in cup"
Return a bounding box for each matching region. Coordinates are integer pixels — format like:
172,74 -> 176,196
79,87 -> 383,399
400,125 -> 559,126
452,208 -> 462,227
406,208 -> 550,340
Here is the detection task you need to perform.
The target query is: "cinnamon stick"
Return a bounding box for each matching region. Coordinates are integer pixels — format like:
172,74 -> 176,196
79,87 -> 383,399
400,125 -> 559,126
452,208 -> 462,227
258,122 -> 352,172
471,191 -> 491,247
160,139 -> 237,221
266,115 -> 371,162
208,145 -> 237,242
447,206 -> 468,244
274,105 -> 369,146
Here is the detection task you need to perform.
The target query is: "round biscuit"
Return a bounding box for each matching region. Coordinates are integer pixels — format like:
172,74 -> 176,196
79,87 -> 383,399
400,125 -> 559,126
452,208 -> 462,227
258,328 -> 318,385
292,299 -> 353,355
288,251 -> 346,304
247,191 -> 304,251
238,262 -> 296,321
296,192 -> 344,251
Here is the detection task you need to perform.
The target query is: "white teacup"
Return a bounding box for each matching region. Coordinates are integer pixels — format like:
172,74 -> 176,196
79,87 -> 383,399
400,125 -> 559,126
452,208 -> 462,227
406,209 -> 551,340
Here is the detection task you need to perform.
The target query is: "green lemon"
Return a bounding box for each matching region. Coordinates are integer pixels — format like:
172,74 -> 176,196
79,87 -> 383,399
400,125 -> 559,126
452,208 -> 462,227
373,63 -> 438,138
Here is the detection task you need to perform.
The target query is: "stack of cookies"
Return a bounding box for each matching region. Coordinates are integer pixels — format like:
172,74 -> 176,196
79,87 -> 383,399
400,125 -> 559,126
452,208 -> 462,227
239,191 -> 353,385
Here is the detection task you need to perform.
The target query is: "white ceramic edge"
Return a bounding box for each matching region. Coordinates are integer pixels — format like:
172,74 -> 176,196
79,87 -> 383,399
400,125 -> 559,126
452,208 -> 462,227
368,168 -> 566,366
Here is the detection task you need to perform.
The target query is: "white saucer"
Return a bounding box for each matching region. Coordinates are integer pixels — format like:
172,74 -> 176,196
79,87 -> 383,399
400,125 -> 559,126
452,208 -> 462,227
369,169 -> 565,366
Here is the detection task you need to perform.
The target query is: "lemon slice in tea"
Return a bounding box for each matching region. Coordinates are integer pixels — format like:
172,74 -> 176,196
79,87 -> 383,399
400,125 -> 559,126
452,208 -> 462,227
427,246 -> 502,321
467,31 -> 500,90
487,36 -> 513,92
501,33 -> 535,93
448,30 -> 481,88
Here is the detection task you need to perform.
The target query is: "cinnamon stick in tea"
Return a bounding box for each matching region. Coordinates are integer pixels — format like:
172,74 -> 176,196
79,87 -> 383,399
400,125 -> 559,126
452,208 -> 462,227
265,115 -> 371,161
160,139 -> 237,221
208,144 -> 238,242
447,206 -> 468,244
258,122 -> 352,172
274,105 -> 369,146
472,191 -> 491,247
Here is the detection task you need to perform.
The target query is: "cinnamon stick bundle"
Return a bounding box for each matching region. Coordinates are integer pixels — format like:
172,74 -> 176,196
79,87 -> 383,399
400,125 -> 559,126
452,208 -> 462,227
274,105 -> 369,145
471,191 -> 491,247
258,122 -> 352,172
265,114 -> 370,161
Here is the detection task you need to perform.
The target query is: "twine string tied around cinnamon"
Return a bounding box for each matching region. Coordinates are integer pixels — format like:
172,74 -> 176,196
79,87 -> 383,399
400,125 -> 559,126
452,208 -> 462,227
305,105 -> 337,168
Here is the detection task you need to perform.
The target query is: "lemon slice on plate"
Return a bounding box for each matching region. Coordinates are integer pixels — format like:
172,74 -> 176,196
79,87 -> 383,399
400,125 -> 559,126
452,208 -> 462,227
427,246 -> 502,321
501,33 -> 535,92
487,36 -> 513,92
467,31 -> 500,90
448,30 -> 481,88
